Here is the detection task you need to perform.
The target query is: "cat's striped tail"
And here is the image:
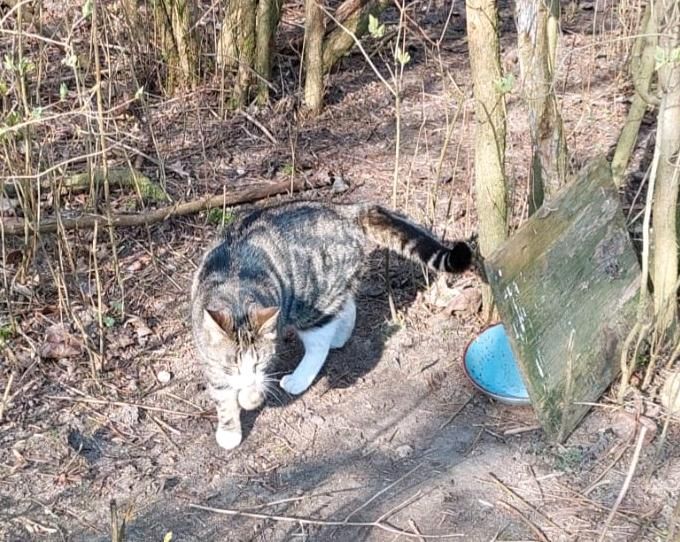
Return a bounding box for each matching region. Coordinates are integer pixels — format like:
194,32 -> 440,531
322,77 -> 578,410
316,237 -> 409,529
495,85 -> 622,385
355,204 -> 473,273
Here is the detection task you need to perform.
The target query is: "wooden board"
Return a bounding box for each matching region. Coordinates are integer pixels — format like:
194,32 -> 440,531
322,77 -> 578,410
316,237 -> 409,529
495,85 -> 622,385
485,158 -> 642,441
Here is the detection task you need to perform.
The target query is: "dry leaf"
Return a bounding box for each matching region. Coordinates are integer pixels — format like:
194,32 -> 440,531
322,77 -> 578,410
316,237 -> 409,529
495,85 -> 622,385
126,254 -> 151,272
11,282 -> 33,298
443,287 -> 482,314
109,332 -> 135,350
168,161 -> 189,177
425,275 -> 462,308
39,324 -> 81,359
0,195 -> 18,215
610,411 -> 657,444
126,260 -> 143,272
126,316 -> 153,342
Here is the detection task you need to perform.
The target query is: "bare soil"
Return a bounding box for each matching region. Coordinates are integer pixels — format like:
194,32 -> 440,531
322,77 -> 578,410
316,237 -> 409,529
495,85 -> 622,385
1,1 -> 678,541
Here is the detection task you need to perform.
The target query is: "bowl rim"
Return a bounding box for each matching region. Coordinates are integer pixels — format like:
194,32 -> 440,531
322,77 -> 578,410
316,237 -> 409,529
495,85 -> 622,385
462,322 -> 532,406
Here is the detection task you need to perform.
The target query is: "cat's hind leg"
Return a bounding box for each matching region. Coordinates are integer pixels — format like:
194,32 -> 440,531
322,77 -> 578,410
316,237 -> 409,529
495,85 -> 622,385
330,296 -> 356,349
280,319 -> 338,395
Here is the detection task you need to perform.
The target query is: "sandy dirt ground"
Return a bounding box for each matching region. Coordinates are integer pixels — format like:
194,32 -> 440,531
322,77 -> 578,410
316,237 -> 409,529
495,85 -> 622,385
1,0 -> 678,540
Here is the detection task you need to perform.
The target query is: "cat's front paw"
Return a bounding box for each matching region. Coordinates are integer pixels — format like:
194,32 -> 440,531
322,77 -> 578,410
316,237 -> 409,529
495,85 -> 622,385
215,427 -> 242,450
280,374 -> 311,395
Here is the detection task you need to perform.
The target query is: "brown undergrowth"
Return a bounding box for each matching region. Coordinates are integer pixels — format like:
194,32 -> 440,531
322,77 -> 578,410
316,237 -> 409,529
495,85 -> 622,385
0,0 -> 678,540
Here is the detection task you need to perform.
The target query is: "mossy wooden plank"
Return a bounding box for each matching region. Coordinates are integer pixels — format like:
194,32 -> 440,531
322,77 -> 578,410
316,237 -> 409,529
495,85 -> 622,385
485,158 -> 642,441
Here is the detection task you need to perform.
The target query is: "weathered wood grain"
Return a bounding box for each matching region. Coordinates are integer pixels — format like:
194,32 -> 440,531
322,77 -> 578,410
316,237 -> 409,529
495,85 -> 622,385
485,158 -> 642,441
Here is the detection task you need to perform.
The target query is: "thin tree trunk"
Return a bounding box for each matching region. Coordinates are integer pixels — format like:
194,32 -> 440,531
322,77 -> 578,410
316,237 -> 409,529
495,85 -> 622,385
121,0 -> 144,48
465,0 -> 508,317
304,0 -> 325,114
322,0 -> 390,73
155,0 -> 177,86
515,0 -> 567,213
158,0 -> 199,92
217,0 -> 240,69
254,0 -> 283,103
217,0 -> 257,107
651,0 -> 680,337
236,0 -> 257,107
611,3 -> 658,186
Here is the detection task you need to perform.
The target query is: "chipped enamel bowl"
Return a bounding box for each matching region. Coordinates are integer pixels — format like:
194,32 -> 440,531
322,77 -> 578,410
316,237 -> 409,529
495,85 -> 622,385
463,323 -> 531,406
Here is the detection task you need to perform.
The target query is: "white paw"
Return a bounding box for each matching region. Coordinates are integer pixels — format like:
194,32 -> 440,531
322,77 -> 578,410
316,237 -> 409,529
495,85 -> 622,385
215,427 -> 242,450
280,374 -> 311,395
238,388 -> 265,410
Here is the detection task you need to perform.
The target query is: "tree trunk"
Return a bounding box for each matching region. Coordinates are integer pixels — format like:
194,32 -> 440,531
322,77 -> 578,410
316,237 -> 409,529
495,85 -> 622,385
217,0 -> 257,107
651,0 -> 680,338
217,0 -> 239,69
157,0 -> 199,92
466,0 -> 508,317
304,0 -> 326,114
236,0 -> 257,107
322,0 -> 390,73
515,0 -> 567,213
254,0 -> 283,103
611,3 -> 658,186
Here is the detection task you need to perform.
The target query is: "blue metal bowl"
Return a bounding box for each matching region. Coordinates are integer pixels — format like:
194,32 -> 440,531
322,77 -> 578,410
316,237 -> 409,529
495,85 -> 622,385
463,324 -> 531,406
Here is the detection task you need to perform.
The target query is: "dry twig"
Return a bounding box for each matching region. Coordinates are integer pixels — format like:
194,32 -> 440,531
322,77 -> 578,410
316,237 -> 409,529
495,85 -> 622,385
438,394 -> 474,430
498,500 -> 549,542
597,425 -> 648,542
344,463 -> 423,521
46,395 -> 208,418
488,473 -> 568,536
0,371 -> 15,422
188,503 -> 464,539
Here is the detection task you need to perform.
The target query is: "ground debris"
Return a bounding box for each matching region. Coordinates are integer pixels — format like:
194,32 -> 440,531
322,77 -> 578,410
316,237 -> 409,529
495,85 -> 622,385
38,324 -> 82,359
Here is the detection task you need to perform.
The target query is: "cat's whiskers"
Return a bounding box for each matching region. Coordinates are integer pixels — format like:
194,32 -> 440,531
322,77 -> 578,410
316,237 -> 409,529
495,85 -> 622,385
261,378 -> 286,406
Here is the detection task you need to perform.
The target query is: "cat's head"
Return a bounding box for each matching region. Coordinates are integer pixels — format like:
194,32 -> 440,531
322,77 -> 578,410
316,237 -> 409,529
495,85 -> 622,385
194,303 -> 279,411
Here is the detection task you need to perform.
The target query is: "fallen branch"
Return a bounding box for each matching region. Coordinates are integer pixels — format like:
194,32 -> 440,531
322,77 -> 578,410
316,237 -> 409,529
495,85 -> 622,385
1,177 -> 330,235
188,503 -> 464,539
2,167 -> 169,202
62,167 -> 170,202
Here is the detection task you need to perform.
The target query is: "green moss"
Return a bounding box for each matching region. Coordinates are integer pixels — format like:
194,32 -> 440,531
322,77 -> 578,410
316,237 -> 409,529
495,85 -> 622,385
207,208 -> 236,227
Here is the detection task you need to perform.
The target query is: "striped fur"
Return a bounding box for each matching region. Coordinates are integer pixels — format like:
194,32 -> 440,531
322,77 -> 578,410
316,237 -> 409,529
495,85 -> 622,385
191,200 -> 473,449
355,205 -> 472,273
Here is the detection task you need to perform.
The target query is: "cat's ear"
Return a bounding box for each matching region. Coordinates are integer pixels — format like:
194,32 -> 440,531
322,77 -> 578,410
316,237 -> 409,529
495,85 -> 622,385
204,309 -> 235,343
250,306 -> 279,337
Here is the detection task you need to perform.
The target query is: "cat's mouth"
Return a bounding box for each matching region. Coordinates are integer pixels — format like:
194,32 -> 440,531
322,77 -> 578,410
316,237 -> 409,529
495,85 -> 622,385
232,353 -> 269,410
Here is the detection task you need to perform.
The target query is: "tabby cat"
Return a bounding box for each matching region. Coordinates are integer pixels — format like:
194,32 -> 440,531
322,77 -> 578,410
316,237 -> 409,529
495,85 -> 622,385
191,200 -> 474,450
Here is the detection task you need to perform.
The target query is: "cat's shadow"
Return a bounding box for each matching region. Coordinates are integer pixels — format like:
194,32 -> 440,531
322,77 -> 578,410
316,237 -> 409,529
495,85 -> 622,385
239,248 -> 437,442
